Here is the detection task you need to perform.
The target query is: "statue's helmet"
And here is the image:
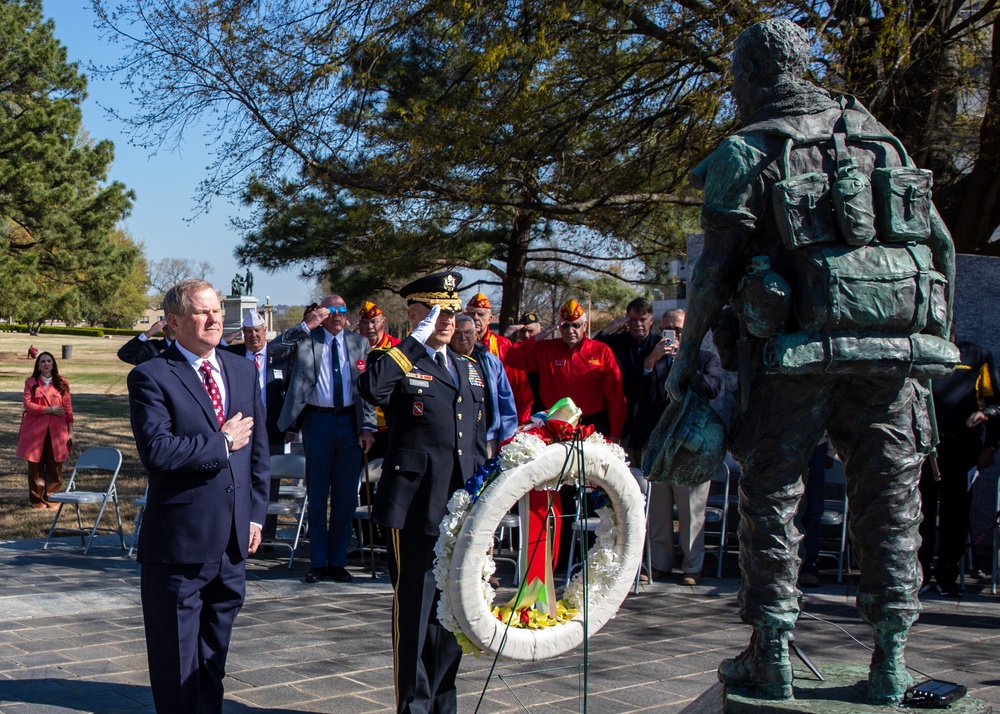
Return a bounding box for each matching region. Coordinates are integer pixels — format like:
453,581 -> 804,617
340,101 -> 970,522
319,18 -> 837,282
643,387 -> 727,487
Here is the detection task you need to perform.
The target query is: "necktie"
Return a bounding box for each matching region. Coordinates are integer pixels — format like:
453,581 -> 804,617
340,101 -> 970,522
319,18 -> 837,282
436,351 -> 456,386
253,353 -> 262,372
199,361 -> 225,427
331,337 -> 344,410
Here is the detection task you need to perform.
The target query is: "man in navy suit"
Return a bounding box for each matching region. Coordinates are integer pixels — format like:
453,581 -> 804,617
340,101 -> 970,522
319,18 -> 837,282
127,279 -> 270,713
271,294 -> 377,583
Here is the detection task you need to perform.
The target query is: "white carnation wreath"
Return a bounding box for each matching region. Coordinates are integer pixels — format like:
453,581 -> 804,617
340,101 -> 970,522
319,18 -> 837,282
434,433 -> 645,661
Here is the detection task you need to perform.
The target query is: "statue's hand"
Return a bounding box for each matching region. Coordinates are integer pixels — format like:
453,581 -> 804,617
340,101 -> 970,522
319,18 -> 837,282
665,350 -> 695,403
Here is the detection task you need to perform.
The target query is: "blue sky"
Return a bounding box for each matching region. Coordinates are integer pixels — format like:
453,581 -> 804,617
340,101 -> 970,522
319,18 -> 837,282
44,1 -> 317,306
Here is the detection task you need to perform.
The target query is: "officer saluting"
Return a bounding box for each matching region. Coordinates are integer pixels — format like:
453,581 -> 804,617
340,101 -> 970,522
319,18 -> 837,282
358,271 -> 487,714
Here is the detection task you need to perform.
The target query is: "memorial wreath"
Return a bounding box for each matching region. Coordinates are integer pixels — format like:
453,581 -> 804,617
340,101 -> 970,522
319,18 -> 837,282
433,400 -> 646,662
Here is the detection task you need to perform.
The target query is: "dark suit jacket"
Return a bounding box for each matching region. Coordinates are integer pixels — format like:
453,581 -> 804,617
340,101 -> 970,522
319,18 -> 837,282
270,324 -> 376,434
359,337 -> 487,536
221,343 -> 288,447
117,335 -> 170,366
630,349 -> 724,452
597,331 -> 659,438
127,344 -> 271,563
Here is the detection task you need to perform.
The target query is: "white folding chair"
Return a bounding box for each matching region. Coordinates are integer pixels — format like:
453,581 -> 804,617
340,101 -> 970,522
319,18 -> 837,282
817,459 -> 851,582
630,467 -> 653,593
43,446 -> 125,554
493,509 -> 522,586
262,454 -> 308,568
127,485 -> 149,559
703,461 -> 732,579
351,458 -> 384,562
565,485 -> 599,586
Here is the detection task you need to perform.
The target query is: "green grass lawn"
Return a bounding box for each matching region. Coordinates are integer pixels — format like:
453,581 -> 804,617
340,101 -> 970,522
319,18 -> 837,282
0,332 -> 146,540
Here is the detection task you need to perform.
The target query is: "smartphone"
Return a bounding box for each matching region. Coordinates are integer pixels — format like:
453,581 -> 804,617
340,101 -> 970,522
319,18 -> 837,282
662,329 -> 676,344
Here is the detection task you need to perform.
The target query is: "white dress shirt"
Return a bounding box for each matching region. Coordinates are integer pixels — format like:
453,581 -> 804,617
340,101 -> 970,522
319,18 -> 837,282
307,329 -> 354,408
176,343 -> 228,417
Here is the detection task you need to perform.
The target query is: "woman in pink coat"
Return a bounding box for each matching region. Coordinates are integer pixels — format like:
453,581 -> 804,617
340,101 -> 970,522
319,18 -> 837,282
17,352 -> 74,509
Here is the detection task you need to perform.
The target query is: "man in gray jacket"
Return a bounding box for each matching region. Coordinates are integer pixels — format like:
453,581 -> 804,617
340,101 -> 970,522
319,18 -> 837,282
271,295 -> 377,583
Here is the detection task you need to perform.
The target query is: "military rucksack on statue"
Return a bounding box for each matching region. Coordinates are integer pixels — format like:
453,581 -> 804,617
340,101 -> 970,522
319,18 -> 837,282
734,98 -> 958,378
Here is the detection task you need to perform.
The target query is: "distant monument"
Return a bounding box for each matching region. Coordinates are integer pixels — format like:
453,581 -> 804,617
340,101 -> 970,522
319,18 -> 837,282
224,271 -> 256,332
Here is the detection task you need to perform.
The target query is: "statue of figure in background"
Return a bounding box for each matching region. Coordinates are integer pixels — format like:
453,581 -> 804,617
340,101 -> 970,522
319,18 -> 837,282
231,272 -> 245,297
245,269 -> 254,296
665,18 -> 957,705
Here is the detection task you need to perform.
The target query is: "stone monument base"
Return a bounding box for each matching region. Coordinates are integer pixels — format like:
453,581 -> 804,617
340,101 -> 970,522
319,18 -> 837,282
714,665 -> 993,714
223,295 -> 258,334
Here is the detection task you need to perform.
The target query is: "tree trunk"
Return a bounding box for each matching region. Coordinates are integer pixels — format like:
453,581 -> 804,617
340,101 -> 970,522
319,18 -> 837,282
500,213 -> 533,329
954,13 -> 1000,254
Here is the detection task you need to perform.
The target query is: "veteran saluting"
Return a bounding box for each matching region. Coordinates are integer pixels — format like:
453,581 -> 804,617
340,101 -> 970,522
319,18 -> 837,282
359,271 -> 487,714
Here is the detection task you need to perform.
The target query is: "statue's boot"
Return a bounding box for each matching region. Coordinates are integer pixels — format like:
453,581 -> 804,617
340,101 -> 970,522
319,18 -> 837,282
867,628 -> 913,705
718,629 -> 793,700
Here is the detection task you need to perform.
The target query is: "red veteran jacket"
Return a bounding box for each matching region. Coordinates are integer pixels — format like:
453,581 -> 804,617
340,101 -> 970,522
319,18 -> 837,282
504,335 -> 626,438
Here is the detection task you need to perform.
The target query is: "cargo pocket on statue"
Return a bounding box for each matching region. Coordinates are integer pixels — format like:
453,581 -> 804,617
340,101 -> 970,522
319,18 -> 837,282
872,167 -> 933,242
773,172 -> 837,250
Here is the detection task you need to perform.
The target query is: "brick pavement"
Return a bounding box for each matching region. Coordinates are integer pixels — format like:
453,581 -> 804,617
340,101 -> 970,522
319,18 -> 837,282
0,536 -> 998,713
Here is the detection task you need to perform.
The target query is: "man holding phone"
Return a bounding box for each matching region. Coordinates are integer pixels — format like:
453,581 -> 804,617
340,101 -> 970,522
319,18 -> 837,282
631,309 -> 723,585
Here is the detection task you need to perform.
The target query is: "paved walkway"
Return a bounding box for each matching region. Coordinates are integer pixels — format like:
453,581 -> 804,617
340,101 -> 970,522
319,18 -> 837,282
0,536 -> 998,713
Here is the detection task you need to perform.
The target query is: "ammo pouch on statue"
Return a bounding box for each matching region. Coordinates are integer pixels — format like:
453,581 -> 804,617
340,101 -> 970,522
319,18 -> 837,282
791,242 -> 948,335
872,167 -> 933,242
763,332 -> 958,379
771,125 -> 932,251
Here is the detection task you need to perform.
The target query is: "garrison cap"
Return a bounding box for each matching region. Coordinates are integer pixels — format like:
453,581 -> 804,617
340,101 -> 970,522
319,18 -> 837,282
560,299 -> 586,322
358,301 -> 383,320
242,309 -> 265,328
467,293 -> 493,311
520,311 -> 540,325
399,271 -> 463,313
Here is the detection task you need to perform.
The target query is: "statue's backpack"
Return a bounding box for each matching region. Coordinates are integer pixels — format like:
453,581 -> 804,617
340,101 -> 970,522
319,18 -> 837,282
735,97 -> 957,378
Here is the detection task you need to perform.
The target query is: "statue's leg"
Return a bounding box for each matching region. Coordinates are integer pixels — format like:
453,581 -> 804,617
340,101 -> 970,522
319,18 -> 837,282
722,374 -> 831,699
829,376 -> 925,705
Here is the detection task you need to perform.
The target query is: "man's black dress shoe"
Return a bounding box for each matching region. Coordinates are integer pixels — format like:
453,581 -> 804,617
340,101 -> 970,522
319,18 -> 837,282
328,566 -> 353,583
304,567 -> 326,584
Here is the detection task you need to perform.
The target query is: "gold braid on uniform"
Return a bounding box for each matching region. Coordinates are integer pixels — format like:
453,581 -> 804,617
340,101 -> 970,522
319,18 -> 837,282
383,347 -> 413,374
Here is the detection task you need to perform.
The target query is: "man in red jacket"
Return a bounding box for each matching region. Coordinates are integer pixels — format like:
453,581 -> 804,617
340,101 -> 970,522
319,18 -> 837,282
358,300 -> 401,350
505,299 -> 626,440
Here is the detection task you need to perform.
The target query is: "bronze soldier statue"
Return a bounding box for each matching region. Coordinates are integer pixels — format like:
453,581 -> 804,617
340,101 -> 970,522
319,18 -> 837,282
665,19 -> 957,705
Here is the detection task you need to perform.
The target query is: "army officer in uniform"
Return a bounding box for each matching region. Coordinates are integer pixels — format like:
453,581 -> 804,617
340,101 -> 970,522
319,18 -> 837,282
359,271 -> 487,714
